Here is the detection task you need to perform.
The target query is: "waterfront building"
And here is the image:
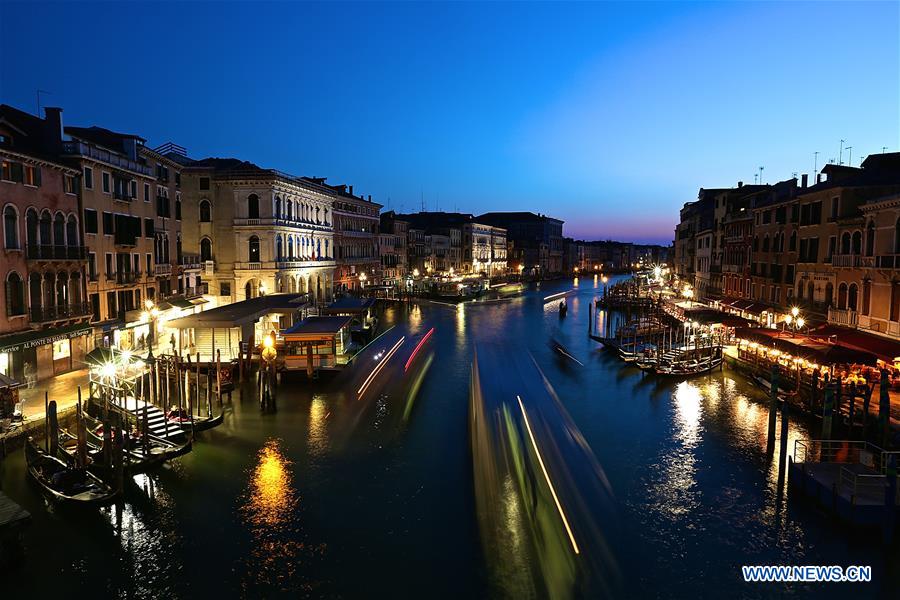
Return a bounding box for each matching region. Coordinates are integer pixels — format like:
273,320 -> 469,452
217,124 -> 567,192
62,124 -> 185,351
476,211 -> 563,276
0,105 -> 92,382
376,232 -> 404,288
719,184 -> 762,299
794,156 -> 900,317
312,181 -> 381,293
747,179 -> 802,319
178,158 -> 336,306
818,153 -> 900,335
379,211 -> 409,285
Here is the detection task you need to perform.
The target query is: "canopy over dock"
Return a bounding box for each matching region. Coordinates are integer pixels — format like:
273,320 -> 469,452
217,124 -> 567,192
282,316 -> 353,371
734,327 -> 877,366
165,293 -> 309,362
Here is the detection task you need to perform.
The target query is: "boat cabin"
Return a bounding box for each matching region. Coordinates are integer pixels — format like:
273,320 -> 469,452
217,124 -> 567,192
282,316 -> 354,372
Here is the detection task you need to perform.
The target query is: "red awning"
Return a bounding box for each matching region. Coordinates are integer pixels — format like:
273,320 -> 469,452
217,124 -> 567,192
807,325 -> 900,364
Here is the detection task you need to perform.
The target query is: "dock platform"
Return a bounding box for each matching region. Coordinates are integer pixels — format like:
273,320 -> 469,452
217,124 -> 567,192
789,439 -> 900,526
0,491 -> 31,535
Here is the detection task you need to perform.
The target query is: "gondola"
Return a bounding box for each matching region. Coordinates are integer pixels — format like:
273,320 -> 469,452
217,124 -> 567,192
654,348 -> 723,376
83,412 -> 192,467
25,437 -> 118,506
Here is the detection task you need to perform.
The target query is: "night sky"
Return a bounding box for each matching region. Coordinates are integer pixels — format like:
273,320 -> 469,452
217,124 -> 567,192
1,1 -> 897,244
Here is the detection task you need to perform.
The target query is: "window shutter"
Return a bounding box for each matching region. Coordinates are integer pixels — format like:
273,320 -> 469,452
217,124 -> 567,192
10,162 -> 23,182
34,167 -> 41,187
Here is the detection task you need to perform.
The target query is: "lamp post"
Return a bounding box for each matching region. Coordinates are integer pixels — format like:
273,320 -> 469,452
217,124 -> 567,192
601,275 -> 608,298
143,298 -> 160,360
359,271 -> 367,289
261,332 -> 278,405
683,287 -> 694,308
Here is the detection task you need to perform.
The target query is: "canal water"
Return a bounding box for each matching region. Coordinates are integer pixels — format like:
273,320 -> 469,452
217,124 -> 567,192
2,276 -> 898,598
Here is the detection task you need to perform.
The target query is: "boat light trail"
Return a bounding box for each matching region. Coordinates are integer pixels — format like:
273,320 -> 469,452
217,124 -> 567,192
357,336 -> 405,398
405,327 -> 435,372
555,347 -> 584,366
351,325 -> 396,361
543,289 -> 574,302
516,394 -> 580,555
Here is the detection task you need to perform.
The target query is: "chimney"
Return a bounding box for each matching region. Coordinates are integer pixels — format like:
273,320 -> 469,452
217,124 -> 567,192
801,173 -> 808,188
43,106 -> 64,145
368,194 -> 372,202
816,173 -> 823,184
349,185 -> 354,196
737,181 -> 743,188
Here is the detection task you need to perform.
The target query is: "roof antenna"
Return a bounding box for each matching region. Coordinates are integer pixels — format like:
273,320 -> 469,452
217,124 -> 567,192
36,89 -> 51,114
814,151 -> 819,174
839,139 -> 845,165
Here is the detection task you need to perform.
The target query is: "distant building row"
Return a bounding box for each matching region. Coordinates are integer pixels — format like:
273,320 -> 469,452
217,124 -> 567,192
0,103 -> 574,382
674,152 -> 900,341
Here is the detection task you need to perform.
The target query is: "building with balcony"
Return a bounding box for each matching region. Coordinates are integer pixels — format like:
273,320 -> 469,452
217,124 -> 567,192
795,155 -> 900,315
379,211 -> 409,286
312,181 -> 381,293
178,157 -> 336,307
63,124 -> 171,351
748,178 -> 801,313
477,212 -> 563,276
0,104 -> 92,382
719,184 -> 764,299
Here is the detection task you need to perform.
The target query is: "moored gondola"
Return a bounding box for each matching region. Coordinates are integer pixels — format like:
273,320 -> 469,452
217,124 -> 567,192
25,437 -> 118,506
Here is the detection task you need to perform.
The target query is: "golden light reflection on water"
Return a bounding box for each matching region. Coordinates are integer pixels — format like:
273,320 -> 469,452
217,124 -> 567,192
244,439 -> 296,528
308,395 -> 329,457
239,438 -> 324,594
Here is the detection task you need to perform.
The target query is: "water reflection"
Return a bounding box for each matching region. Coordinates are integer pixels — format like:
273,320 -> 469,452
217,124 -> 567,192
308,395 -> 329,458
239,438 -> 324,594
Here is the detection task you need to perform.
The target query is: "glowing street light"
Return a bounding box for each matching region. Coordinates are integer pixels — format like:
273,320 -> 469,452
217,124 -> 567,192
359,272 -> 368,288
412,268 -> 420,278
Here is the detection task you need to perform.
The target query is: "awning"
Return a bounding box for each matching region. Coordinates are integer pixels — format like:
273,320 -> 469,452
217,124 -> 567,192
166,293 -> 308,329
0,323 -> 93,354
283,316 -> 352,340
807,325 -> 900,364
734,327 -> 877,366
684,308 -> 756,327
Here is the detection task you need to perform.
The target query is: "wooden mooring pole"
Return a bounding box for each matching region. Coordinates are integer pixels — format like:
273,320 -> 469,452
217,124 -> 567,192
767,365 -> 779,455
879,369 -> 891,449
822,382 -> 834,440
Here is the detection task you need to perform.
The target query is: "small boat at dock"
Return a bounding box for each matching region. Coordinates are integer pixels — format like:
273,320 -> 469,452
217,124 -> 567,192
25,438 -> 118,506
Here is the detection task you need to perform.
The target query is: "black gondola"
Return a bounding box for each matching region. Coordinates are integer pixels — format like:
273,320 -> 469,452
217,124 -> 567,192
24,437 -> 118,506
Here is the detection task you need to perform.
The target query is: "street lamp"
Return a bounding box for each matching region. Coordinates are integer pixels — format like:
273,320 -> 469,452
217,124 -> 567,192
682,287 -> 694,308
143,298 -> 160,359
359,272 -> 367,288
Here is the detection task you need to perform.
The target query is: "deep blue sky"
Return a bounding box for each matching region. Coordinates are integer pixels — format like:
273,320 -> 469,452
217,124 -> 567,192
2,1 -> 897,244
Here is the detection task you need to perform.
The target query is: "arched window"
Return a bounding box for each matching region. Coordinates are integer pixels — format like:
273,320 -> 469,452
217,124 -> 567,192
66,215 -> 78,248
248,235 -> 260,262
199,200 -> 211,222
70,272 -> 82,305
851,231 -> 862,255
29,273 -> 41,312
848,283 -> 859,312
762,235 -> 769,252
39,210 -> 51,247
53,213 -> 65,249
895,218 -> 900,254
789,230 -> 797,251
25,208 -> 37,251
838,282 -> 848,309
42,272 -> 53,310
5,272 -> 25,316
866,221 -> 875,257
247,194 -> 259,219
825,282 -> 834,307
286,237 -> 293,259
200,237 -> 212,262
315,206 -> 320,223
276,236 -> 283,261
175,199 -> 182,220
287,201 -> 293,221
56,271 -> 67,307
862,279 -> 871,315
4,206 -> 18,249
840,232 -> 851,255
274,197 -> 282,219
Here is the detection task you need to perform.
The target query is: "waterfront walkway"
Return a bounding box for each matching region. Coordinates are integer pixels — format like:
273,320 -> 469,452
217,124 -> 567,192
18,369 -> 90,421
